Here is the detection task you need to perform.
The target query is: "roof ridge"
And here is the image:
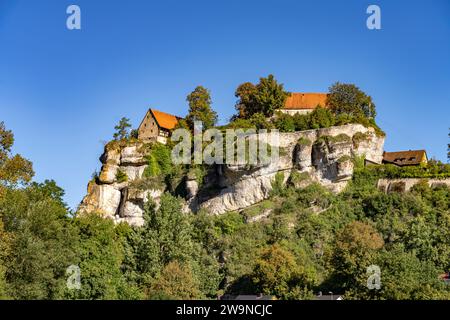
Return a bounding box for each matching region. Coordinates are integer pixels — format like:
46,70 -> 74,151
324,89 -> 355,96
149,108 -> 180,130
150,108 -> 180,117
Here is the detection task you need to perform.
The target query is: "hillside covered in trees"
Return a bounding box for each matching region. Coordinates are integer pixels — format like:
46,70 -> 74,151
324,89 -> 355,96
0,77 -> 449,300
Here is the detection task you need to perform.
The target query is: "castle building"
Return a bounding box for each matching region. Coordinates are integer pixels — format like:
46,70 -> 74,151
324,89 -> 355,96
382,150 -> 428,167
137,108 -> 181,144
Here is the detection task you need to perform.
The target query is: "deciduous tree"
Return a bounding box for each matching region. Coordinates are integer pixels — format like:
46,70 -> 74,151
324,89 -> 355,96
251,244 -> 316,299
327,82 -> 376,119
186,86 -> 217,130
147,260 -> 201,300
1,183 -> 78,299
133,193 -> 194,282
331,221 -> 384,292
0,122 -> 33,191
67,213 -> 139,300
234,75 -> 290,118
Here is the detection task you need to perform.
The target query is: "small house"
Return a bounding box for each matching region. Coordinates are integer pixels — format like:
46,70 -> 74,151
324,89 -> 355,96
280,92 -> 329,116
137,108 -> 181,144
382,150 -> 428,167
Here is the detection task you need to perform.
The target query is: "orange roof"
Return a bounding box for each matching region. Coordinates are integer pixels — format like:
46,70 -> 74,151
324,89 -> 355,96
150,109 -> 179,130
284,93 -> 328,110
383,150 -> 427,166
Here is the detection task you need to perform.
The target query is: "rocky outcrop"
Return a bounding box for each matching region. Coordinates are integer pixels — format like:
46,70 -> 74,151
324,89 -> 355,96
197,124 -> 384,214
78,142 -> 162,226
80,181 -> 122,216
120,145 -> 147,166
98,164 -> 119,184
79,124 -> 385,224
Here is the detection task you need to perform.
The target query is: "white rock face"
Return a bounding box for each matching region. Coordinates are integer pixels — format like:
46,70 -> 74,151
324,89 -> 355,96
121,145 -> 146,165
336,160 -> 354,181
121,165 -> 147,181
79,124 -> 386,223
186,179 -> 199,199
79,183 -> 121,218
100,148 -> 121,166
98,164 -> 118,184
201,170 -> 289,215
198,124 -> 385,214
79,142 -> 160,226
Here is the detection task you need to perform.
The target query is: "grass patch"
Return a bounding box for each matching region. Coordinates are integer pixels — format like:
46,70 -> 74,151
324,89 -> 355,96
115,169 -> 128,183
352,132 -> 370,148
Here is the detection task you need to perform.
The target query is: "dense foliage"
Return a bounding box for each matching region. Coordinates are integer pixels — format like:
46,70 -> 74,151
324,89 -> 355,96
234,74 -> 290,118
364,160 -> 450,179
186,86 -> 218,130
0,121 -> 34,191
229,78 -> 383,136
1,102 -> 449,300
327,82 -> 376,119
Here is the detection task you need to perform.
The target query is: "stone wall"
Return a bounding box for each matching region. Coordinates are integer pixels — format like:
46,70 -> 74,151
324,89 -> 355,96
377,178 -> 450,193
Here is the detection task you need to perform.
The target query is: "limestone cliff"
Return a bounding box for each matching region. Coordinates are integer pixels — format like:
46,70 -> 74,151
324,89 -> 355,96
78,124 -> 385,225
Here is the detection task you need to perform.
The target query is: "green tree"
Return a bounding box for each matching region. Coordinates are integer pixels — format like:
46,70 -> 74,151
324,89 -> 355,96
0,183 -> 78,299
251,244 -> 316,300
234,82 -> 258,119
331,221 -> 384,292
371,245 -> 449,300
273,113 -> 295,132
0,219 -> 11,298
327,82 -> 376,119
309,106 -> 335,129
293,113 -> 310,131
249,112 -> 274,130
255,75 -> 290,117
130,128 -> 139,139
344,243 -> 449,300
226,118 -> 256,130
113,117 -> 132,140
30,179 -> 66,205
234,75 -> 290,118
133,193 -> 194,283
68,213 -> 139,299
186,86 -> 218,130
147,260 -> 201,299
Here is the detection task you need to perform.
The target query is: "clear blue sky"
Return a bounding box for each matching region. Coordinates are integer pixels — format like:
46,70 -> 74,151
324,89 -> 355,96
1,0 -> 449,209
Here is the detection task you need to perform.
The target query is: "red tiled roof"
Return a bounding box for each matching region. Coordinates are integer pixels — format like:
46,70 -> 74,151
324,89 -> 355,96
383,150 -> 427,166
284,93 -> 328,110
150,109 -> 179,130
